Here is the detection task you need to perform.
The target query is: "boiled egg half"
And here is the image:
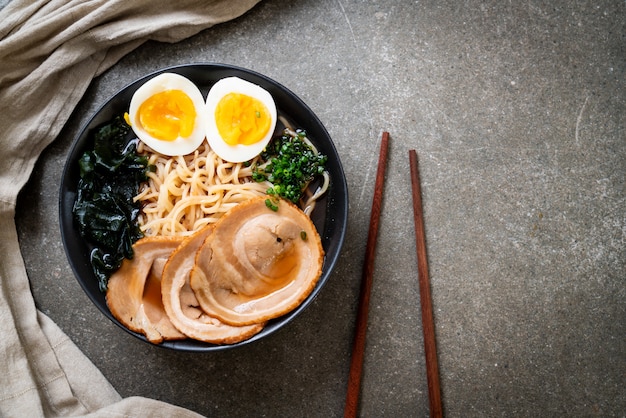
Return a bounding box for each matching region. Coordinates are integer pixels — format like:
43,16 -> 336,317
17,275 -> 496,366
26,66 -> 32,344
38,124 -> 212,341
205,77 -> 277,163
126,73 -> 206,156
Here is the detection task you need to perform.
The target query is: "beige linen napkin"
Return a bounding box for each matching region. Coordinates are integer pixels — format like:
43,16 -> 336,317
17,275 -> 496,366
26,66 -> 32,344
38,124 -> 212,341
0,0 -> 260,416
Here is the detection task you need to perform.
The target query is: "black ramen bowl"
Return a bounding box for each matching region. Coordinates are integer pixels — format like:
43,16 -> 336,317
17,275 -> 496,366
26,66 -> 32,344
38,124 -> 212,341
59,63 -> 348,352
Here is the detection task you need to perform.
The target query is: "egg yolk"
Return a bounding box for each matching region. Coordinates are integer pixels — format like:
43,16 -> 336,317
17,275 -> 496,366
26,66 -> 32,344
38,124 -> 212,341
214,93 -> 272,146
137,90 -> 196,141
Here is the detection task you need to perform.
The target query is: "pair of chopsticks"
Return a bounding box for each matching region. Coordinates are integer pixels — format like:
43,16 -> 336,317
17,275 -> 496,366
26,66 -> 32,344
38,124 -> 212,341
344,132 -> 443,418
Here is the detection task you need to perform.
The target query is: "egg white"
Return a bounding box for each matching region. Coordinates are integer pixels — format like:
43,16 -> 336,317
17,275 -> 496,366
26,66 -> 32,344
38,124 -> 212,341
205,77 -> 277,163
128,73 -> 206,156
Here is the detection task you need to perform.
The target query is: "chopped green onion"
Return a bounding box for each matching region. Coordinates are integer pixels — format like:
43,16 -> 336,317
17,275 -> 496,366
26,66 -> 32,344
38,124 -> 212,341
265,198 -> 279,211
253,129 -> 327,204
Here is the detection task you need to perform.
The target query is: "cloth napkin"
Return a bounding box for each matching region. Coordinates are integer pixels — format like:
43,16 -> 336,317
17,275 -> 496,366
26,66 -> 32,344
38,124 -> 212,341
0,0 -> 260,416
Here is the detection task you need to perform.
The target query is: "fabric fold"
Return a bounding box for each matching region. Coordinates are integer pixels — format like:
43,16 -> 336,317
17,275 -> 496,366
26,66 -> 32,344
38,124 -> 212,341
0,0 -> 261,416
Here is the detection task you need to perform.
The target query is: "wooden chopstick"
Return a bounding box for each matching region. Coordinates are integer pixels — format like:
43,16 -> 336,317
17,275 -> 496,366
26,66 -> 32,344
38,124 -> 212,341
344,131 -> 390,418
409,149 -> 443,418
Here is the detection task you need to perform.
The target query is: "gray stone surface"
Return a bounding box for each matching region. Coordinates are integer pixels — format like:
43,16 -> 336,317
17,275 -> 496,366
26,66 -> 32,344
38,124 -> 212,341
13,1 -> 624,416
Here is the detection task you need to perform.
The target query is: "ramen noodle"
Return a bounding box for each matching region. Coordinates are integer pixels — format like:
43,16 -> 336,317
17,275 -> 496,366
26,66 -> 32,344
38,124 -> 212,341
134,140 -> 270,236
134,123 -> 330,237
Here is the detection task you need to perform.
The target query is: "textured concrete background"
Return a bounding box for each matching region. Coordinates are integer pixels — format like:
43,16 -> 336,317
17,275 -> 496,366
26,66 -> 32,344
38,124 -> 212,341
11,0 -> 625,416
